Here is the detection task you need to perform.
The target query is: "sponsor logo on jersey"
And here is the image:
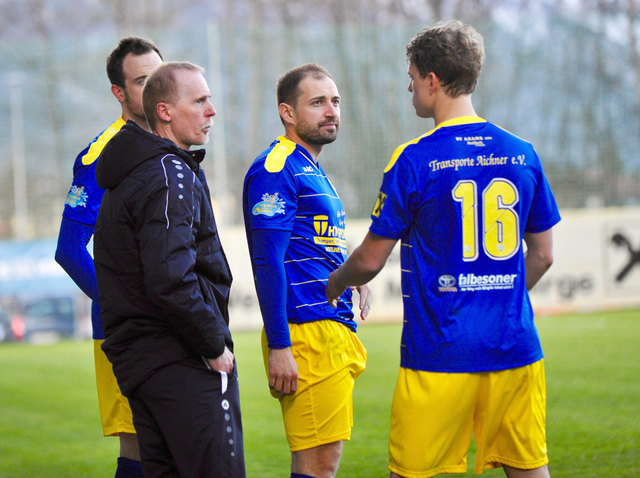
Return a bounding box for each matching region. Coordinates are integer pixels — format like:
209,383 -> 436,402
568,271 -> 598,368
64,185 -> 88,208
458,273 -> 518,291
252,192 -> 285,217
438,274 -> 458,292
313,214 -> 346,252
314,215 -> 328,235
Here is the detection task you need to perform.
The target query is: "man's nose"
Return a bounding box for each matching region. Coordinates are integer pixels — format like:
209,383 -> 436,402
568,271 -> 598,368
207,101 -> 216,117
326,103 -> 338,117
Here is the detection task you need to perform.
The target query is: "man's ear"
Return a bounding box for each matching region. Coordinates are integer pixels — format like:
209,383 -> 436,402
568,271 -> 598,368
110,84 -> 125,103
427,72 -> 440,93
156,102 -> 171,123
278,102 -> 295,125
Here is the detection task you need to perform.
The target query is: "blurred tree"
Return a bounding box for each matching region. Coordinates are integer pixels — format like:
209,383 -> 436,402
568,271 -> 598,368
625,0 -> 640,114
1,0 -> 640,236
103,0 -> 195,36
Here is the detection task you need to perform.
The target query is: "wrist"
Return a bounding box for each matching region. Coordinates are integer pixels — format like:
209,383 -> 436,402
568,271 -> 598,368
269,343 -> 291,351
333,267 -> 348,292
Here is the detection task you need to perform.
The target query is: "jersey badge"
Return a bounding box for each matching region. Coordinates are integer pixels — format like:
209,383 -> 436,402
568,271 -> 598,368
252,192 -> 285,217
64,185 -> 88,208
372,191 -> 387,217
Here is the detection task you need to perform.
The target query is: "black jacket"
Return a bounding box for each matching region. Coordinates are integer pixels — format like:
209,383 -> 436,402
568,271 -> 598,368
94,121 -> 233,395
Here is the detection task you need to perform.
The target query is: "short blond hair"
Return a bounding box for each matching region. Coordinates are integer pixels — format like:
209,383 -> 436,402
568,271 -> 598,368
142,61 -> 204,130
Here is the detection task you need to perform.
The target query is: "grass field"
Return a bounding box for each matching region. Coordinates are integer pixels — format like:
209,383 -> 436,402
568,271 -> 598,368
0,309 -> 639,477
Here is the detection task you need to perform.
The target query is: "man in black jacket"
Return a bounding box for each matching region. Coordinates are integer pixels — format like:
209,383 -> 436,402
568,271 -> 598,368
94,61 -> 245,478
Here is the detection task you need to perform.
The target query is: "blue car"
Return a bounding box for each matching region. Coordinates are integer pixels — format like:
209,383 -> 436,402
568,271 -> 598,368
11,297 -> 77,343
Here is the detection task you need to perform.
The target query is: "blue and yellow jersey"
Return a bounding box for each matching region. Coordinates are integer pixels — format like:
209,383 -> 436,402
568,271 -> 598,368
243,136 -> 355,330
370,116 -> 561,373
62,118 -> 125,226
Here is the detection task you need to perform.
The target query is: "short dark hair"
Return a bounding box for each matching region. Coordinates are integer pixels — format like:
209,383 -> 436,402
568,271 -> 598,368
406,20 -> 484,98
142,61 -> 204,130
277,63 -> 334,107
106,36 -> 163,87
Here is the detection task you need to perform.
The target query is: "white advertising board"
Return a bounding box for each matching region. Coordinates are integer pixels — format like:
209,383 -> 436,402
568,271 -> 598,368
222,207 -> 640,330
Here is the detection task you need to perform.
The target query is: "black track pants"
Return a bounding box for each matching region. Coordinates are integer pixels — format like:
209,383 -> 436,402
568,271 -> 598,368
129,357 -> 246,478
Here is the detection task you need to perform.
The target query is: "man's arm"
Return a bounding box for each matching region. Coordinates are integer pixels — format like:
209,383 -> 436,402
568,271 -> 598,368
55,217 -> 99,301
139,166 -> 229,360
249,228 -> 299,396
327,231 -> 397,307
524,228 -> 554,291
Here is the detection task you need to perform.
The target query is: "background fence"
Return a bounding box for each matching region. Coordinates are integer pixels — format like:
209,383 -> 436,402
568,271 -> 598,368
1,0 -> 640,239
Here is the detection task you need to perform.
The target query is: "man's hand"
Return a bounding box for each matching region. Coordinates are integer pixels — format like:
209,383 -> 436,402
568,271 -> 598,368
355,284 -> 371,320
268,347 -> 298,396
326,269 -> 347,308
326,232 -> 396,310
206,346 -> 235,373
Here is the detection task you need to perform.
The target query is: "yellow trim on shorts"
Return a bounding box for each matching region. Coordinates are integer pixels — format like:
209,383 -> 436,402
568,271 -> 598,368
93,340 -> 136,436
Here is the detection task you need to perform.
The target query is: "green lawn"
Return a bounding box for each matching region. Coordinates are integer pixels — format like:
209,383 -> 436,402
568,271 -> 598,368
0,309 -> 639,477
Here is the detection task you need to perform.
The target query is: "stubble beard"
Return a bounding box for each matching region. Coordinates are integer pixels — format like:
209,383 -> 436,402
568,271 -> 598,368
123,89 -> 147,125
295,120 -> 339,146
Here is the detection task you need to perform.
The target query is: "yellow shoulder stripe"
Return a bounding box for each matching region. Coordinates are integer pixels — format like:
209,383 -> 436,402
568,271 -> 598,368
264,136 -> 296,173
384,134 -> 428,173
81,117 -> 126,166
383,116 -> 486,173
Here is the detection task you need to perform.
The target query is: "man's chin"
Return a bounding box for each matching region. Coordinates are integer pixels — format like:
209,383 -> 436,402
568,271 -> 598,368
317,132 -> 338,144
193,133 -> 210,147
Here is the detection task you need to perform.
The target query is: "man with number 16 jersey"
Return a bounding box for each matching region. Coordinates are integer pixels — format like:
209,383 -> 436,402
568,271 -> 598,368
372,115 -> 559,373
327,21 -> 560,478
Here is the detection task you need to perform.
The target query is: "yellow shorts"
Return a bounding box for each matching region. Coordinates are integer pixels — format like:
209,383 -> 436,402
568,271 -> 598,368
389,360 -> 548,477
261,321 -> 367,452
94,340 -> 136,436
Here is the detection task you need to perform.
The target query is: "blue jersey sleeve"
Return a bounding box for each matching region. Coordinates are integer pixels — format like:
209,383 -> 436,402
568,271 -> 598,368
244,161 -> 297,232
244,159 -> 298,347
62,145 -> 105,227
55,217 -> 99,301
249,229 -> 292,348
370,151 -> 418,239
526,158 -> 561,232
55,217 -> 104,340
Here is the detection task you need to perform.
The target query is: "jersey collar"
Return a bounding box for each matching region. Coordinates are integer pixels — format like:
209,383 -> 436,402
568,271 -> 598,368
437,116 -> 486,129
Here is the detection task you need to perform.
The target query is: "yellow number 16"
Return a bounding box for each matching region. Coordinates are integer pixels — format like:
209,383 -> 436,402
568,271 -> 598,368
452,178 -> 520,262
